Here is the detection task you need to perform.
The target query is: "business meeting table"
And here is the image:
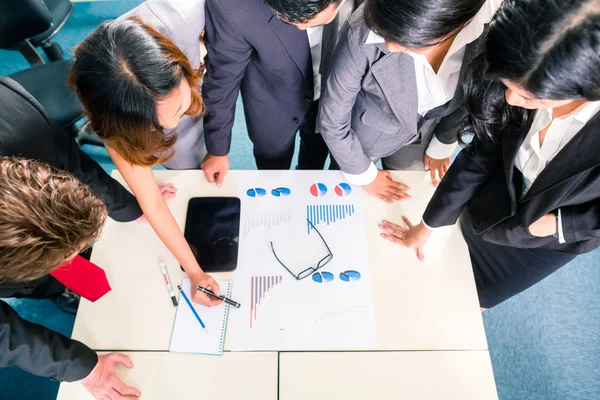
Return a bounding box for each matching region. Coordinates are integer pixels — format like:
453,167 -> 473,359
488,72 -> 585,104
57,170 -> 498,400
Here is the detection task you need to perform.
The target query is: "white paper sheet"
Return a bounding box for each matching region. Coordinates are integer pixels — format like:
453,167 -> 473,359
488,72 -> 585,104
228,171 -> 376,351
170,278 -> 232,355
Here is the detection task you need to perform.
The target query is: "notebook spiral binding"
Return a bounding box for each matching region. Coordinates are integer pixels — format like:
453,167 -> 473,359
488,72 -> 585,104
218,283 -> 233,353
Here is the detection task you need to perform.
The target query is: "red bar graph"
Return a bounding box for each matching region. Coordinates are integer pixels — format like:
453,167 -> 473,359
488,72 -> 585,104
250,276 -> 282,328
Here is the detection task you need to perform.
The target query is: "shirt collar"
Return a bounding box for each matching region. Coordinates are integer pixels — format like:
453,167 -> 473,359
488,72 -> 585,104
365,29 -> 384,44
572,101 -> 600,124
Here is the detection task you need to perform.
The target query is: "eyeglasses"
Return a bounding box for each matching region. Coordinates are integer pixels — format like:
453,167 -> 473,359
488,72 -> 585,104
270,219 -> 333,280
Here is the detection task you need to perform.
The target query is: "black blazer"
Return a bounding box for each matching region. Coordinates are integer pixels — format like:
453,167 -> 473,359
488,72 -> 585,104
423,110 -> 600,254
0,276 -> 97,382
0,77 -> 142,222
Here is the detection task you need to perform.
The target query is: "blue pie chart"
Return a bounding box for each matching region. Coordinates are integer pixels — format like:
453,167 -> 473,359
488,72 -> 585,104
271,187 -> 291,197
335,182 -> 352,197
340,270 -> 361,282
247,188 -> 267,197
310,183 -> 328,197
312,271 -> 334,283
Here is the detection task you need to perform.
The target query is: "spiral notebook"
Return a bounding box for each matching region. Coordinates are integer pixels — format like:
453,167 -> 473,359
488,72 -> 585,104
169,278 -> 232,355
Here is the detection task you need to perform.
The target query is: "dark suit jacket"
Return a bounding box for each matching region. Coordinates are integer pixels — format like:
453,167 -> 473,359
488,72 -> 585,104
0,77 -> 142,381
423,111 -> 600,254
202,0 -> 313,156
202,0 -> 362,156
0,276 -> 97,382
0,77 -> 142,222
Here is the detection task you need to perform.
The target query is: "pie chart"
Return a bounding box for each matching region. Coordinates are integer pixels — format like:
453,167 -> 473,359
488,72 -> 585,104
247,188 -> 267,197
340,270 -> 361,282
271,187 -> 291,197
335,182 -> 352,197
312,271 -> 334,283
310,183 -> 328,197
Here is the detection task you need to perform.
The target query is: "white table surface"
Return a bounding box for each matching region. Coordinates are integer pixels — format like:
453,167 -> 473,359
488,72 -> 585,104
72,170 -> 487,351
279,351 -> 498,400
56,352 -> 278,400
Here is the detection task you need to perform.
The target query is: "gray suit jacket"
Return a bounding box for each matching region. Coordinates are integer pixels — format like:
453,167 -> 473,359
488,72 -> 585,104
318,5 -> 485,175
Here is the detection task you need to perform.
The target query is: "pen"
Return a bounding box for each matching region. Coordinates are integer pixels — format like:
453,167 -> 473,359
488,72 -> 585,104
177,285 -> 208,333
197,285 -> 241,309
159,261 -> 178,307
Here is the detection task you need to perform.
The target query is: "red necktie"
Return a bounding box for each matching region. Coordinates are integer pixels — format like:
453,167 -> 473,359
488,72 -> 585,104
50,255 -> 112,302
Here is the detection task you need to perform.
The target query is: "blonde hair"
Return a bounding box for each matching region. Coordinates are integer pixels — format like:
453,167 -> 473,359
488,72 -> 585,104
0,157 -> 108,282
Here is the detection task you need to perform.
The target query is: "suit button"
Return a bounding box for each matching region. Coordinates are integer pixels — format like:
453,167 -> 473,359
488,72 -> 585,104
293,118 -> 300,124
305,96 -> 312,102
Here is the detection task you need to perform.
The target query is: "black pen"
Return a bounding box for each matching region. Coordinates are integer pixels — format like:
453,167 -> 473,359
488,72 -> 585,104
197,285 -> 241,308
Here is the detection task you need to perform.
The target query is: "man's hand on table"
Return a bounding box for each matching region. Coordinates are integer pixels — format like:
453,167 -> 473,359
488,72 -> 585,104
364,170 -> 411,203
190,270 -> 223,307
201,154 -> 230,187
81,353 -> 140,399
379,217 -> 432,261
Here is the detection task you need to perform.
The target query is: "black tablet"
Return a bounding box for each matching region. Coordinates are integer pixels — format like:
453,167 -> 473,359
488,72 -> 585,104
183,197 -> 241,273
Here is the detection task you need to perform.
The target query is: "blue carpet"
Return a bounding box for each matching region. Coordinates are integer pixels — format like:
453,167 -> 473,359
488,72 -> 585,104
1,2 -> 599,400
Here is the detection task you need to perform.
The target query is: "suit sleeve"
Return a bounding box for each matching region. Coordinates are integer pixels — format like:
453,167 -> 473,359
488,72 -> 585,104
51,125 -> 143,222
0,95 -> 143,222
0,300 -> 97,382
202,0 -> 254,156
560,200 -> 600,242
317,23 -> 372,176
423,135 -> 502,228
433,104 -> 467,145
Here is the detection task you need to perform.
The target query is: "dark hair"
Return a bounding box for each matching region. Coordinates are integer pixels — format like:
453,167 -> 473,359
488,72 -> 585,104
266,0 -> 342,24
366,0 -> 486,48
69,18 -> 205,166
463,0 -> 600,143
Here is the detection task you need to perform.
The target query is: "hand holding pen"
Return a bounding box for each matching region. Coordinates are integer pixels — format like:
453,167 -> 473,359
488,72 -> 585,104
197,285 -> 241,308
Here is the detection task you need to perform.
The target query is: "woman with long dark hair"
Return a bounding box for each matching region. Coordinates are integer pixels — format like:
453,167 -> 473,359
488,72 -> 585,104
380,0 -> 600,308
69,0 -> 222,306
318,0 -> 502,202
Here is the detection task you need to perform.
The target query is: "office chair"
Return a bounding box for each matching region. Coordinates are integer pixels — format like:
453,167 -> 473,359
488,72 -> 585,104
0,0 -> 73,66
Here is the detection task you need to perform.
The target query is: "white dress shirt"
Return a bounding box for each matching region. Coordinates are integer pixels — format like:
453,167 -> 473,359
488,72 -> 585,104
307,0 -> 355,100
350,0 -> 502,185
515,101 -> 600,243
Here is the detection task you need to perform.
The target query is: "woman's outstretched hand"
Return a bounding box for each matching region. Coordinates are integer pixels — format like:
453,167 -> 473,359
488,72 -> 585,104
379,217 -> 432,262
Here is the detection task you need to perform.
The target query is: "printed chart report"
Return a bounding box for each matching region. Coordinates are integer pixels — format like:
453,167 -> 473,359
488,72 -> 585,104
227,171 -> 376,351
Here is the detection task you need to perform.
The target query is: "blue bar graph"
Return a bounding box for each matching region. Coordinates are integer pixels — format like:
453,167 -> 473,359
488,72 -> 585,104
306,204 -> 356,234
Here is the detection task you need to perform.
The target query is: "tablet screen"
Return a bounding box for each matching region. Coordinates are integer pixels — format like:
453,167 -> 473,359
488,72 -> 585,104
183,197 -> 241,272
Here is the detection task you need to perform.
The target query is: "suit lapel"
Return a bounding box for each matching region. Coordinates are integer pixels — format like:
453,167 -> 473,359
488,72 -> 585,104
502,116 -> 533,207
268,15 -> 311,79
522,111 -> 600,201
370,47 -> 418,134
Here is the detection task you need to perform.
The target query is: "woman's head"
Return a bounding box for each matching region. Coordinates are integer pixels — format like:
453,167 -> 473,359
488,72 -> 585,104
485,0 -> 600,109
69,18 -> 205,166
365,0 -> 486,53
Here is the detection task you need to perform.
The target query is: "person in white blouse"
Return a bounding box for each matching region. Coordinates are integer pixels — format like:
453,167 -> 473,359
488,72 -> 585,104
318,0 -> 502,203
380,0 -> 600,309
69,0 -> 223,308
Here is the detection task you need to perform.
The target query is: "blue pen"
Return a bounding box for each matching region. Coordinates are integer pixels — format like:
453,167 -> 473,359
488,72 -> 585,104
177,285 -> 208,333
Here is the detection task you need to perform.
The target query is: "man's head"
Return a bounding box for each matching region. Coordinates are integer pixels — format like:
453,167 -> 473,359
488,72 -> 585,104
0,157 -> 108,283
267,0 -> 345,30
